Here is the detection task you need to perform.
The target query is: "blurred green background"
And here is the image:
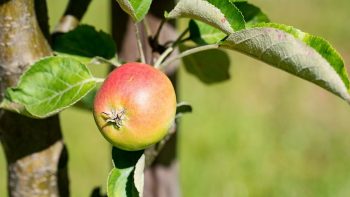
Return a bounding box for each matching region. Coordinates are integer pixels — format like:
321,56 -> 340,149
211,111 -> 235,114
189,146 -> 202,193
1,0 -> 350,196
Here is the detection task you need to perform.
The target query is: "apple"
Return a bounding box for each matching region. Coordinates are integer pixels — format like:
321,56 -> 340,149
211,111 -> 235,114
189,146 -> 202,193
93,62 -> 177,151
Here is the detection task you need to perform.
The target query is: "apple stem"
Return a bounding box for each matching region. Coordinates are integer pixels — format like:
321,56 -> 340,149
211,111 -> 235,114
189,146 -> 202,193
91,56 -> 121,67
135,23 -> 146,64
154,47 -> 174,68
158,44 -> 219,69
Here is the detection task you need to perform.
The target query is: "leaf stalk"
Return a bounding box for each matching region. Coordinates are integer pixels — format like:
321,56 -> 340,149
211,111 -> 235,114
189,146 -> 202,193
159,44 -> 219,69
135,23 -> 146,64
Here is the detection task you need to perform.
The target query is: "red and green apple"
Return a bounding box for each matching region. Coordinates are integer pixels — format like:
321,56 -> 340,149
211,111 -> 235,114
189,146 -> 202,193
93,62 -> 176,151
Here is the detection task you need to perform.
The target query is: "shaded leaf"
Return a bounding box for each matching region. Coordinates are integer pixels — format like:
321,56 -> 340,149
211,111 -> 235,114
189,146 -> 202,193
189,20 -> 226,45
220,26 -> 350,103
75,87 -> 97,110
90,187 -> 107,197
115,0 -> 152,22
167,0 -> 245,34
233,1 -> 269,26
1,56 -> 96,118
108,147 -> 144,197
180,45 -> 230,84
53,25 -> 116,60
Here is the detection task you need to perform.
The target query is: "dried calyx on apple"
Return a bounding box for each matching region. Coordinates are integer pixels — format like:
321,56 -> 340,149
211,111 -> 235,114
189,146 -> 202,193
93,62 -> 177,151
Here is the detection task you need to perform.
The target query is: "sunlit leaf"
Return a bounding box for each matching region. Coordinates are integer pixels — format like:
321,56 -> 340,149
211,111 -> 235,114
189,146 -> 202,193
221,25 -> 350,103
115,0 -> 152,22
167,0 -> 245,34
108,147 -> 144,197
133,154 -> 145,196
0,56 -> 97,118
207,0 -> 245,31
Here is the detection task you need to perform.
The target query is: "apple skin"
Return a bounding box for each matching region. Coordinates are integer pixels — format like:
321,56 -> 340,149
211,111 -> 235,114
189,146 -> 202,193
93,62 -> 176,151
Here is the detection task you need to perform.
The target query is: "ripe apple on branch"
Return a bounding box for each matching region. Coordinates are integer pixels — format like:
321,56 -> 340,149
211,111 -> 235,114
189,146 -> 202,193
93,62 -> 177,151
1,0 -> 350,196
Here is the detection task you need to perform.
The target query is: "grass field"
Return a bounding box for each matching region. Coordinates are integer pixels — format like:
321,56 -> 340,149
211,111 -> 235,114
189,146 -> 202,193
1,0 -> 350,196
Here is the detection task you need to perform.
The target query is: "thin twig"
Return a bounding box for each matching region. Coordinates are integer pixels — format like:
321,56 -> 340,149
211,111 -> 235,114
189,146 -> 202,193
154,27 -> 190,68
159,44 -> 219,69
153,19 -> 166,44
172,27 -> 189,47
135,23 -> 146,63
154,47 -> 174,68
91,57 -> 120,67
143,17 -> 152,38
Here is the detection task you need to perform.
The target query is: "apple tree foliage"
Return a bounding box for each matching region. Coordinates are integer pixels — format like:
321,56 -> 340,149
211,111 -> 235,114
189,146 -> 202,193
1,0 -> 349,196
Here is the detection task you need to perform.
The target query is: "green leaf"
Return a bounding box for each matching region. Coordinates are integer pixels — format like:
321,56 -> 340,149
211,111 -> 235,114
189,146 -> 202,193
0,98 -> 31,117
254,23 -> 350,89
115,0 -> 152,22
220,25 -> 350,103
188,1 -> 267,45
180,45 -> 230,84
167,0 -> 245,34
189,20 -> 226,45
133,154 -> 145,196
207,0 -> 245,31
74,87 -> 97,111
53,25 -> 116,60
1,56 -> 97,118
233,1 -> 269,26
108,147 -> 144,197
108,168 -> 137,197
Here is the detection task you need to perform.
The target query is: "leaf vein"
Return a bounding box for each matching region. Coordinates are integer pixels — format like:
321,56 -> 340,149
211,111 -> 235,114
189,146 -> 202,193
259,40 -> 291,59
29,78 -> 95,106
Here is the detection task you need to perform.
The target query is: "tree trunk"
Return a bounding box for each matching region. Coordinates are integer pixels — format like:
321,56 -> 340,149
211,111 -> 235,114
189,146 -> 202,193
0,0 -> 69,196
111,0 -> 180,196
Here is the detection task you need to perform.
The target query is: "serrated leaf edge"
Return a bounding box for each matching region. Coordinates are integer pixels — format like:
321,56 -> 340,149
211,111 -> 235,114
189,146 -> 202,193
220,27 -> 350,103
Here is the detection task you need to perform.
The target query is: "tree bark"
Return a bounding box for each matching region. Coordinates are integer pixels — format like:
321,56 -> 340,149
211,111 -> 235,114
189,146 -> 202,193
111,0 -> 180,196
0,0 -> 69,196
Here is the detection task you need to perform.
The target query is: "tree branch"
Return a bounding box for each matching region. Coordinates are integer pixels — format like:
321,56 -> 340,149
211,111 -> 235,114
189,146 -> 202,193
0,0 -> 69,196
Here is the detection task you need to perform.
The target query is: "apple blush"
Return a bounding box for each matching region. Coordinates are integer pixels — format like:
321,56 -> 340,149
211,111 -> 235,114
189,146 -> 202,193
93,62 -> 177,151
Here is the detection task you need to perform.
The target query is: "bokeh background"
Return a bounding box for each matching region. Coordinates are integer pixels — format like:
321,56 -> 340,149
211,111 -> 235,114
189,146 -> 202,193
1,0 -> 350,196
